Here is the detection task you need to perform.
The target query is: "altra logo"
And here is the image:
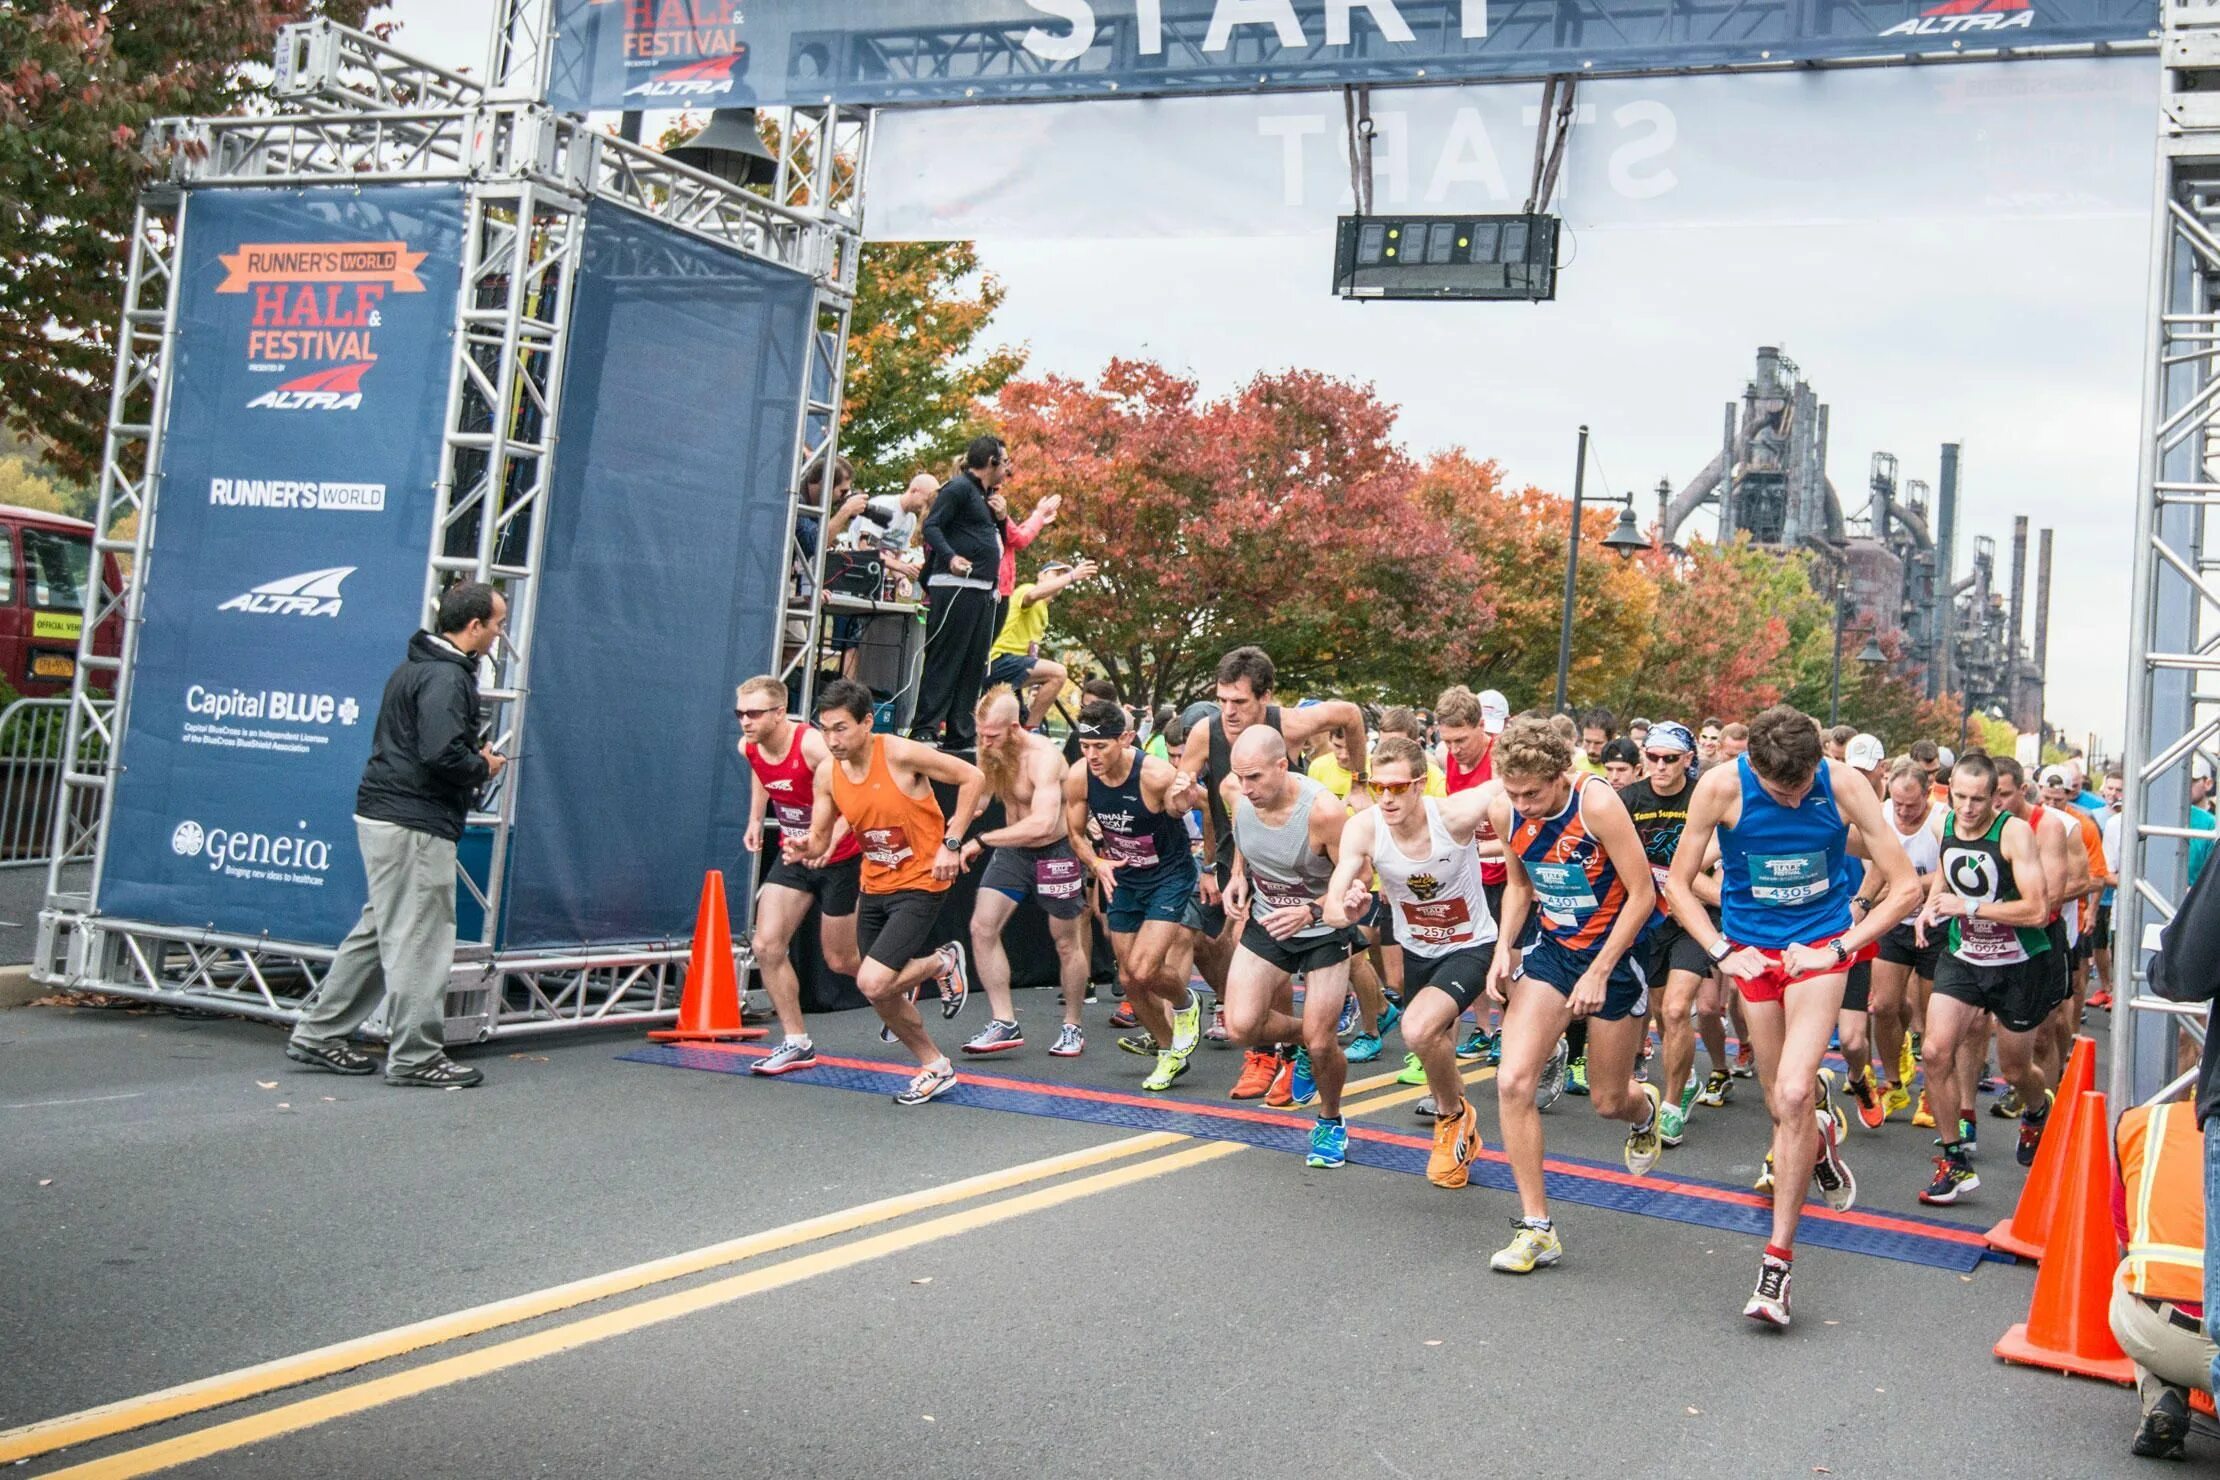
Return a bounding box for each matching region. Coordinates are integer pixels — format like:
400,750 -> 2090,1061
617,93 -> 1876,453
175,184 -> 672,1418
626,52 -> 743,99
218,566 -> 354,619
1880,0 -> 2032,35
247,361 -> 371,413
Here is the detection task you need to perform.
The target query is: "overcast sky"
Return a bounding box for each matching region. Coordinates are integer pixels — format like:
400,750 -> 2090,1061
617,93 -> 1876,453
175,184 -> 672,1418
387,1 -> 2151,750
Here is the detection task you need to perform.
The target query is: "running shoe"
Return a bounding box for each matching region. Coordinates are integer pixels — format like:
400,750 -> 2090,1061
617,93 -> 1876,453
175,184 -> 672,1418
1108,1002 -> 1139,1030
1919,1147 -> 1979,1205
1658,1084 -> 1693,1148
1346,1029 -> 1384,1064
1625,1082 -> 1665,1176
1958,1117 -> 1979,1158
1566,1055 -> 1590,1097
1169,991 -> 1202,1057
1911,1088 -> 1936,1128
1815,1068 -> 1848,1142
1115,1033 -> 1161,1059
1205,1000 -> 1231,1044
1733,1043 -> 1755,1078
1230,1049 -> 1278,1100
2088,989 -> 2115,1013
1897,1035 -> 1917,1088
1049,1023 -> 1085,1058
1455,1028 -> 1494,1062
892,1060 -> 958,1106
1335,994 -> 1360,1038
961,1019 -> 1024,1055
1753,1152 -> 1775,1194
1811,1109 -> 1857,1211
1879,1083 -> 1912,1122
1696,1070 -> 1733,1108
2016,1091 -> 2054,1168
936,942 -> 969,1019
751,1037 -> 817,1076
1428,1097 -> 1482,1188
1990,1086 -> 2024,1120
1142,1049 -> 1190,1092
1743,1255 -> 1793,1328
1376,1000 -> 1403,1039
1306,1116 -> 1349,1168
1263,1054 -> 1298,1108
2134,1387 -> 2191,1460
1849,1068 -> 1885,1131
879,973 -> 930,1043
1535,1036 -> 1569,1111
1978,1075 -> 2006,1096
1085,981 -> 1105,1005
1395,1051 -> 1427,1086
1489,1219 -> 1562,1274
1413,1094 -> 1442,1119
1283,1048 -> 1318,1108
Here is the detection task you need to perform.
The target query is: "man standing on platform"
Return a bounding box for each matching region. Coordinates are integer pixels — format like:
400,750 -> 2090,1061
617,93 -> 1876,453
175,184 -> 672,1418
788,679 -> 986,1106
910,436 -> 1008,751
284,581 -> 507,1088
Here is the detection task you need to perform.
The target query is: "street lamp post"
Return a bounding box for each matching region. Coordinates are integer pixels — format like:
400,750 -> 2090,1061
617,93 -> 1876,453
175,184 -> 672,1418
1553,425 -> 1648,715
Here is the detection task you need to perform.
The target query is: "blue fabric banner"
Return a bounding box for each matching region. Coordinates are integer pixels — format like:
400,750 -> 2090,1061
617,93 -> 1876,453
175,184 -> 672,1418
99,184 -> 465,944
545,0 -> 2154,114
498,199 -> 809,951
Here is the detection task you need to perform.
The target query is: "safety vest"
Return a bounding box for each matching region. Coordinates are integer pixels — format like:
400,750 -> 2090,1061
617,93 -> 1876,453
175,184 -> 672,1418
2120,1101 -> 2208,1305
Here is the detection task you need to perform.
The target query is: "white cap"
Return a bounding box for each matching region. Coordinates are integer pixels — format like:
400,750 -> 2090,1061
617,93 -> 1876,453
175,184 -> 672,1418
1845,734 -> 1885,773
1478,689 -> 1509,735
1938,745 -> 1956,768
2040,766 -> 2071,789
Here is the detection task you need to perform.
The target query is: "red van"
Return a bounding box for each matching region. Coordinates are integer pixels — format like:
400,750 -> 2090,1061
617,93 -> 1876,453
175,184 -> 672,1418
0,506 -> 125,698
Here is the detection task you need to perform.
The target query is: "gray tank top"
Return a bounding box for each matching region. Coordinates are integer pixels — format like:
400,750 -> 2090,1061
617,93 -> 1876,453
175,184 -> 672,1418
1235,773 -> 1335,940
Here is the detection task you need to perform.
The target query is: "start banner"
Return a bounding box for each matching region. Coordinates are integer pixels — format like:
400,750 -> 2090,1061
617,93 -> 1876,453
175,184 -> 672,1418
99,184 -> 465,945
543,0 -> 2155,114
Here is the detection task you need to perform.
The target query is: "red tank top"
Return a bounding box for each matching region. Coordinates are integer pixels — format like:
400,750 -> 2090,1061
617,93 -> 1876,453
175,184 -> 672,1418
1447,743 -> 1505,885
828,735 -> 949,895
745,723 -> 860,866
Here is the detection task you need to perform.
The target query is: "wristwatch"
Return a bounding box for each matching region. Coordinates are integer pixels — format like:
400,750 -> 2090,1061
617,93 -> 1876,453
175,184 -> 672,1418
1707,938 -> 1732,964
943,833 -> 963,851
1830,937 -> 1850,965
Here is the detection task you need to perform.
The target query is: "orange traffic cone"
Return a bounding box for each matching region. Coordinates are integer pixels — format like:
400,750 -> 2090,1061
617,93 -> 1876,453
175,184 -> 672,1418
648,871 -> 765,1043
1987,1035 -> 2097,1259
1993,1090 -> 2136,1385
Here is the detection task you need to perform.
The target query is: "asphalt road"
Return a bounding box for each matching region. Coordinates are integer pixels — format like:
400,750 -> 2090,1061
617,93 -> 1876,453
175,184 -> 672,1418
0,988 -> 2170,1479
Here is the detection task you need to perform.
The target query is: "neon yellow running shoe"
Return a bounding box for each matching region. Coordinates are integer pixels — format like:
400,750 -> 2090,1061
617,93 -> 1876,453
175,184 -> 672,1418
1142,1049 -> 1190,1093
1395,1051 -> 1426,1087
1169,991 -> 1202,1057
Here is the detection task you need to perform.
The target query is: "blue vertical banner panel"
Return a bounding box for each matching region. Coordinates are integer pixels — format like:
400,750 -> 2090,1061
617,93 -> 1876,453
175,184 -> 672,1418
501,202 -> 807,950
544,0 -> 2157,113
99,185 -> 465,943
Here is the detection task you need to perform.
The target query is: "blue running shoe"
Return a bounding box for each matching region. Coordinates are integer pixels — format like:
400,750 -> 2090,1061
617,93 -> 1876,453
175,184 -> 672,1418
1287,1047 -> 1318,1108
1456,1029 -> 1493,1062
1335,994 -> 1360,1038
1376,1000 -> 1403,1038
1346,1029 -> 1384,1064
1306,1116 -> 1348,1168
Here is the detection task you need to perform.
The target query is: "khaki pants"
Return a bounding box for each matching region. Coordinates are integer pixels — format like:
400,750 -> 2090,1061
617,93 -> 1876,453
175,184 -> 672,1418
288,819 -> 458,1076
2110,1275 -> 2218,1414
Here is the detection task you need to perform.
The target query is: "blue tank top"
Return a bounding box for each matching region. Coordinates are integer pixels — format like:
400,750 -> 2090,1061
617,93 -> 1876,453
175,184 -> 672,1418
1717,755 -> 1855,948
1086,747 -> 1195,888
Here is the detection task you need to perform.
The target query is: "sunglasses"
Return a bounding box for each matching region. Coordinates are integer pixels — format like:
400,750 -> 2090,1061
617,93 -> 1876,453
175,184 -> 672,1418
735,707 -> 777,721
1643,752 -> 1688,764
1368,778 -> 1424,798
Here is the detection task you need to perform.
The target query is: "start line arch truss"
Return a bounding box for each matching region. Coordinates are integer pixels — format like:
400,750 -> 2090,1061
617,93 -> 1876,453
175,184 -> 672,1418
33,19 -> 869,1041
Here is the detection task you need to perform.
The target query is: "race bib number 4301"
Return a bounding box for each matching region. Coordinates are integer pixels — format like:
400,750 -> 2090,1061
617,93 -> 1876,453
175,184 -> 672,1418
1525,860 -> 1597,927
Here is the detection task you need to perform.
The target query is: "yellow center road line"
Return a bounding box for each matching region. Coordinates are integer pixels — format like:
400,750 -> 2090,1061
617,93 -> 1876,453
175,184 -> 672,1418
6,1055 -> 1497,1467
46,1140 -> 1247,1480
0,1131 -> 1190,1467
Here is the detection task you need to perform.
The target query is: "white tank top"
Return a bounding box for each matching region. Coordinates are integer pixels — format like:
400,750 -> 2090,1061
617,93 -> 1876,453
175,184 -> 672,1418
1890,803 -> 1942,876
1371,798 -> 1499,958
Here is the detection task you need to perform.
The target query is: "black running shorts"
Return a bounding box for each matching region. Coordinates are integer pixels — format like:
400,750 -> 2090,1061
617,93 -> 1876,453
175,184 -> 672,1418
1404,942 -> 1495,1012
1238,921 -> 1360,977
857,888 -> 946,971
1933,952 -> 2062,1035
761,853 -> 861,917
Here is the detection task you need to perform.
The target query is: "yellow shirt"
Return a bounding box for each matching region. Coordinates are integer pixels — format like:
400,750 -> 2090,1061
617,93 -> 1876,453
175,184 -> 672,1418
1308,754 -> 1447,800
990,584 -> 1050,660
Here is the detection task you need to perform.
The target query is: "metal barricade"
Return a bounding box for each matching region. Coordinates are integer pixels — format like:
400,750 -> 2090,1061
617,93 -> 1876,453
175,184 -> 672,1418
0,699 -> 81,869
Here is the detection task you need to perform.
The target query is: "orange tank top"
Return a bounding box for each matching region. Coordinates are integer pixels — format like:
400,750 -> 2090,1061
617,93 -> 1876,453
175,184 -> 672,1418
828,735 -> 948,895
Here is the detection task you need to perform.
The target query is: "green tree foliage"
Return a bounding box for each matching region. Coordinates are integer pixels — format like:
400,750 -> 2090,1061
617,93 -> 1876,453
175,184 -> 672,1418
0,0 -> 380,483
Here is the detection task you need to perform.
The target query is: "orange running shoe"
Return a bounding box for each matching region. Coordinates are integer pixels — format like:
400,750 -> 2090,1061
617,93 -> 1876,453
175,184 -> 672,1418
1851,1067 -> 1886,1131
1428,1096 -> 1483,1189
1263,1054 -> 1297,1107
1230,1049 -> 1278,1101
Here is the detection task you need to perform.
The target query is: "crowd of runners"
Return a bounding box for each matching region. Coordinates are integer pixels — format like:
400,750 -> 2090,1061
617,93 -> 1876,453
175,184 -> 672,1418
736,642 -> 2122,1329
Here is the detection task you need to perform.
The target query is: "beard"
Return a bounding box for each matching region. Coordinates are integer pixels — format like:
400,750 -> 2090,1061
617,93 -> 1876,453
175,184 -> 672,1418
979,732 -> 1024,803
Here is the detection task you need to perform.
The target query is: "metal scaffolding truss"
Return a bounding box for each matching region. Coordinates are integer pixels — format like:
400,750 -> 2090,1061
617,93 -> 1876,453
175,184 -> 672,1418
2114,0 -> 2220,1110
35,22 -> 864,1043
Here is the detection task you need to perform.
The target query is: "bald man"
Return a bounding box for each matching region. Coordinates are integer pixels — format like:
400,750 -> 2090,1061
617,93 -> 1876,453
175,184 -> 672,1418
1220,725 -> 1363,1169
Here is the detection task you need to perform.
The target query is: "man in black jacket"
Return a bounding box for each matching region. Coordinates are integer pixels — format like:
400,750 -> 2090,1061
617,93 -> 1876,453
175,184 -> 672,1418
909,435 -> 1007,751
284,582 -> 508,1087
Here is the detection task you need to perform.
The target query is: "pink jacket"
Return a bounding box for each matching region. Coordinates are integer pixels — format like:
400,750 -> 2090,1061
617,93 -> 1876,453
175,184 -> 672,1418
996,505 -> 1053,597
